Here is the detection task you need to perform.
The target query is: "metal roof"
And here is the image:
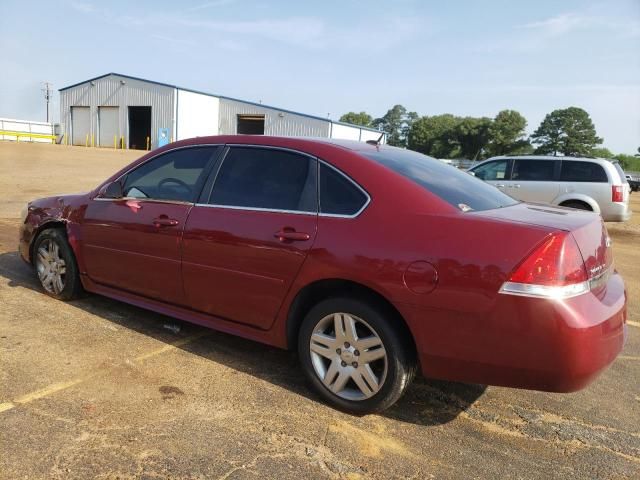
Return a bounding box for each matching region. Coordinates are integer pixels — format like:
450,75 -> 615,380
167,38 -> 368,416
59,72 -> 384,133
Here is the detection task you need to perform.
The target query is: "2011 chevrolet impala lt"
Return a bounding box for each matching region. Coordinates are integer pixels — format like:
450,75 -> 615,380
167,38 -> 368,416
19,136 -> 627,413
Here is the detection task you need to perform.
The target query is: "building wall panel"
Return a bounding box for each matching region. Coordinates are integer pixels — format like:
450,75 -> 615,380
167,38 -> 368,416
60,74 -> 175,149
176,89 -> 219,140
330,123 -> 361,141
219,98 -> 331,138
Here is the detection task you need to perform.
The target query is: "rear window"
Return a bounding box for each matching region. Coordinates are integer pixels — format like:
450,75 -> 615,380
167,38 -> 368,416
612,162 -> 628,184
560,161 -> 608,182
362,147 -> 518,212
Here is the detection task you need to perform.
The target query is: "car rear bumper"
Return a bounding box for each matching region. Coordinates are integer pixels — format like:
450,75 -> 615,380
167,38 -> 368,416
399,271 -> 627,392
602,203 -> 632,222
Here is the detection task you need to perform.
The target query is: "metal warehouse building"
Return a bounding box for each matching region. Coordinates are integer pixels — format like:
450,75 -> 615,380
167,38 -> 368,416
59,73 -> 384,150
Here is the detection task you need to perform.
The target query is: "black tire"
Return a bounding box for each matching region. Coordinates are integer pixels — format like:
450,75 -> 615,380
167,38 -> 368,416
561,201 -> 592,211
298,297 -> 416,414
33,228 -> 83,301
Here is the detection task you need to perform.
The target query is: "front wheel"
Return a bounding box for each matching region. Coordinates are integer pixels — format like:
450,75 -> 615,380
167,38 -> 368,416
33,228 -> 83,301
298,297 -> 416,414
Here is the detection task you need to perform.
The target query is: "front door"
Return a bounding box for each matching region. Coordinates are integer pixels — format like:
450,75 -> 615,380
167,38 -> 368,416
81,146 -> 220,304
182,146 -> 318,329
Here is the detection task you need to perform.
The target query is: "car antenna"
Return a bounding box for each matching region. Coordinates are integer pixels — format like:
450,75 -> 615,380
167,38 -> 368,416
366,132 -> 385,146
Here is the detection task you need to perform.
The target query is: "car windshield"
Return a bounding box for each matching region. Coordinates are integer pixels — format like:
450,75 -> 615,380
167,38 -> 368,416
362,147 -> 519,212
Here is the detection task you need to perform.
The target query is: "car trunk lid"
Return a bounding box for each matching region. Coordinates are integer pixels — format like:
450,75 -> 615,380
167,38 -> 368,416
474,203 -> 613,282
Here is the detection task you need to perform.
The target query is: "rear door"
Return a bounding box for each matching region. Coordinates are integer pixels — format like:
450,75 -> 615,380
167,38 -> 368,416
181,146 -> 318,330
559,160 -> 610,206
82,146 -> 220,304
510,159 -> 559,203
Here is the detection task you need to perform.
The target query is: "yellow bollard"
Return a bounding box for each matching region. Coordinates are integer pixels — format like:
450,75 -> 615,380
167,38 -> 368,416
121,136 -> 125,149
91,134 -> 95,147
114,135 -> 117,149
146,136 -> 150,150
85,133 -> 89,147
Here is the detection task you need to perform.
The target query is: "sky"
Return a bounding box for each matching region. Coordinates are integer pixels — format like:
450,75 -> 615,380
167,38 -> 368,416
1,0 -> 638,153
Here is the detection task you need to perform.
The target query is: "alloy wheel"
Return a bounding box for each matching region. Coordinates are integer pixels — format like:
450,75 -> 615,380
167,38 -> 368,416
36,239 -> 66,295
309,312 -> 388,401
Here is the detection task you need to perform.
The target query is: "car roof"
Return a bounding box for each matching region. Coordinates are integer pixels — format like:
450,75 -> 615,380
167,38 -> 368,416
167,135 -> 393,154
485,155 -> 610,163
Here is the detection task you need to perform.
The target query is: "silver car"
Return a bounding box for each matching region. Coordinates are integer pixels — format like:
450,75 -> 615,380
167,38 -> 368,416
468,155 -> 631,222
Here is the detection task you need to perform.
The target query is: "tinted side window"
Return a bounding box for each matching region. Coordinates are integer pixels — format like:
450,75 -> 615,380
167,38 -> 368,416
472,160 -> 509,181
123,147 -> 217,202
560,161 -> 608,182
512,160 -> 556,181
210,147 -> 317,212
320,164 -> 368,216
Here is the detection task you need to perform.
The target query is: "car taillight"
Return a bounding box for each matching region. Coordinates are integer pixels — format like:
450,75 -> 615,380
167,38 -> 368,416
499,232 -> 590,299
612,185 -> 623,202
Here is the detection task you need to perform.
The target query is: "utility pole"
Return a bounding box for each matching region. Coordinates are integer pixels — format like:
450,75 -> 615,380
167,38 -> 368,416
42,82 -> 52,123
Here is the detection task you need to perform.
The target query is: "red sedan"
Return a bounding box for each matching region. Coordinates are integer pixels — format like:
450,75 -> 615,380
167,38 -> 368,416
19,136 -> 627,413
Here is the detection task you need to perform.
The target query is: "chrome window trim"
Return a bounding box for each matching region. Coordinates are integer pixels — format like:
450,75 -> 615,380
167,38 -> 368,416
95,142 -> 372,219
193,203 -> 317,216
92,197 -> 194,206
93,143 -> 225,201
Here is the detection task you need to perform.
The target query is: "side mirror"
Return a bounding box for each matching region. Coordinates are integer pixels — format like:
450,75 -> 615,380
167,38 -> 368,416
467,171 -> 476,177
102,181 -> 124,199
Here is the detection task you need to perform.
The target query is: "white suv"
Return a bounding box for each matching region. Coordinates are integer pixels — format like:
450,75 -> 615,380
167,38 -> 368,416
468,156 -> 631,222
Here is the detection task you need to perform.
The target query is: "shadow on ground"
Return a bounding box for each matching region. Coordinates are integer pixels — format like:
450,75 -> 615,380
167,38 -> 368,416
0,250 -> 486,426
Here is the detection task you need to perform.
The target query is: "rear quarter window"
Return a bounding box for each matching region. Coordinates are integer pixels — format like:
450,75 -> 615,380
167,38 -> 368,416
362,147 -> 518,212
560,161 -> 608,182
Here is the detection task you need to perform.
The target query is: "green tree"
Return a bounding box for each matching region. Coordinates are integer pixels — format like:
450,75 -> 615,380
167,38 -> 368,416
531,107 -> 602,156
613,153 -> 640,171
372,105 -> 418,147
338,111 -> 373,127
486,110 -> 531,157
408,114 -> 459,158
591,147 -> 614,158
455,116 -> 493,160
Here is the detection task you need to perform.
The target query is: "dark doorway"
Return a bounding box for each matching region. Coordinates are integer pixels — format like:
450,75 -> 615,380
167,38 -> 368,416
237,115 -> 265,135
128,106 -> 152,150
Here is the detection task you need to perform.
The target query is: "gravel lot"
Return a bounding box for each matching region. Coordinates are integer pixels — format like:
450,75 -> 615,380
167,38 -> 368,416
1,142 -> 638,479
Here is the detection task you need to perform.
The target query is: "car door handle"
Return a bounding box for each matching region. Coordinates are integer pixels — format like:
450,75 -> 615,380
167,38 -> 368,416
274,228 -> 310,242
496,184 -> 505,188
153,216 -> 179,227
512,184 -> 521,188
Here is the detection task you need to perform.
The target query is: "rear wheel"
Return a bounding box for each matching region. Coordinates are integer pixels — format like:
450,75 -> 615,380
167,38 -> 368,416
298,297 -> 416,414
33,228 -> 82,301
561,201 -> 592,211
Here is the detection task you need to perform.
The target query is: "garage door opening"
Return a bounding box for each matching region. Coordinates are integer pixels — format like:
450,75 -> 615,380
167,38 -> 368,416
237,115 -> 265,135
128,106 -> 151,150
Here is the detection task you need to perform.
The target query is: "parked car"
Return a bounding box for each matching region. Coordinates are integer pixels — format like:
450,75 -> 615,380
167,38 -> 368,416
626,174 -> 640,193
468,156 -> 631,222
19,137 -> 627,413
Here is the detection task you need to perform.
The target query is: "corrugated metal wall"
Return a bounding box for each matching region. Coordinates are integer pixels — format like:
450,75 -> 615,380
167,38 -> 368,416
59,74 -> 175,149
219,98 -> 331,137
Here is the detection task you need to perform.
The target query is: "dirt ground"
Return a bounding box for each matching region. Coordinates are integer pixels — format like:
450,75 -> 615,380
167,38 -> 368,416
0,142 -> 638,479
